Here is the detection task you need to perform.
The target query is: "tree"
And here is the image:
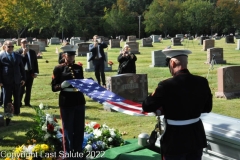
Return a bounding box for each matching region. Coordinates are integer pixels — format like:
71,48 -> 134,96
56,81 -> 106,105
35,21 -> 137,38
181,0 -> 214,36
0,0 -> 51,38
143,0 -> 180,37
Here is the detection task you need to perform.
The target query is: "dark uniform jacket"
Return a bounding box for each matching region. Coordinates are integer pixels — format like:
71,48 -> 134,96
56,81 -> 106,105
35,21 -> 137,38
51,63 -> 86,107
142,69 -> 212,156
117,52 -> 137,74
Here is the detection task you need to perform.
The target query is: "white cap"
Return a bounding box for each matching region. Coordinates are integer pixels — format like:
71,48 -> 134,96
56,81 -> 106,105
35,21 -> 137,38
60,45 -> 78,55
162,49 -> 192,58
21,39 -> 27,43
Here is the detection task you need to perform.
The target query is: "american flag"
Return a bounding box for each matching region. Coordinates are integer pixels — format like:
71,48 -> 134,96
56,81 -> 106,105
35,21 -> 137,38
67,79 -> 154,116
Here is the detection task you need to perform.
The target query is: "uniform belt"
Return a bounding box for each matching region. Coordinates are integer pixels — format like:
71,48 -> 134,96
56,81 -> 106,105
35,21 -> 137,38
167,117 -> 200,126
62,88 -> 79,92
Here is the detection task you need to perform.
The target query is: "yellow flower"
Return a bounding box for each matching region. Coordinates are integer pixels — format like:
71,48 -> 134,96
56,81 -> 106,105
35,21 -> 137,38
43,158 -> 52,160
26,156 -> 33,160
33,144 -> 41,152
5,158 -> 11,160
41,144 -> 49,151
14,146 -> 23,154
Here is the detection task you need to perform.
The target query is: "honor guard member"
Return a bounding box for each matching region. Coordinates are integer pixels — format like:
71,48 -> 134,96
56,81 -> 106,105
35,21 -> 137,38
51,45 -> 86,158
142,49 -> 212,160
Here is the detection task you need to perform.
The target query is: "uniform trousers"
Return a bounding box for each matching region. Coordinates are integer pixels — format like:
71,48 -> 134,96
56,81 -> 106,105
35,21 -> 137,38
93,58 -> 105,85
60,105 -> 85,158
163,149 -> 203,160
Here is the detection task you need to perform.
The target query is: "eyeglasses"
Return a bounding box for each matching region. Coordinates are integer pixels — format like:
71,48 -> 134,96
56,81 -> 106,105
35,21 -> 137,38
7,46 -> 14,48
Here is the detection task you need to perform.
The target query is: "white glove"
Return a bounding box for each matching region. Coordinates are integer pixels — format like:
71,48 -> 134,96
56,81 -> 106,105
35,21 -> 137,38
61,81 -> 71,89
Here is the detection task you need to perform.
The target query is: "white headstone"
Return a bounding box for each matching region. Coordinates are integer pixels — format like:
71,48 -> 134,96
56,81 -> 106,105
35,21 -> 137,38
149,50 -> 166,67
236,40 -> 240,50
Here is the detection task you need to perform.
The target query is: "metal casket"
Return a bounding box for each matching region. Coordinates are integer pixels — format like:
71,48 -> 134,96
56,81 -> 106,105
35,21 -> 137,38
154,113 -> 240,160
201,113 -> 240,160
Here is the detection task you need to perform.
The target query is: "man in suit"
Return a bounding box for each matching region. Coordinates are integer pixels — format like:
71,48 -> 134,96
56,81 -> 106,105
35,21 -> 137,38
89,35 -> 108,87
142,49 -> 212,160
0,40 -> 26,125
15,39 -> 39,107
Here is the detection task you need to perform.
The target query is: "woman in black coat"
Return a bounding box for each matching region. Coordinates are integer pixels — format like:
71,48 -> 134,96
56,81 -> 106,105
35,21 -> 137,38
117,44 -> 137,74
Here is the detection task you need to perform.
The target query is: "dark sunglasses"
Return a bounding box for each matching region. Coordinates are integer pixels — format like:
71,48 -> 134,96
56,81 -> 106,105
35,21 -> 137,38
7,46 -> 14,48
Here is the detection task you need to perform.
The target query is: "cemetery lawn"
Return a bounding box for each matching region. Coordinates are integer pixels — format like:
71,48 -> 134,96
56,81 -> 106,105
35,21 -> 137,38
0,38 -> 240,153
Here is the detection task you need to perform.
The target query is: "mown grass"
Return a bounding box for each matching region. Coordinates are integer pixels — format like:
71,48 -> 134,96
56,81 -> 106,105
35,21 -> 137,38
0,38 -> 240,154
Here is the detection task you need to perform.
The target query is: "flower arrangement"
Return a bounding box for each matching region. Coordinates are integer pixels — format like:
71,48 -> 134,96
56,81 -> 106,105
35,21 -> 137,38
83,122 -> 125,152
4,103 -> 14,118
5,139 -> 54,160
25,107 -> 63,155
108,61 -> 114,66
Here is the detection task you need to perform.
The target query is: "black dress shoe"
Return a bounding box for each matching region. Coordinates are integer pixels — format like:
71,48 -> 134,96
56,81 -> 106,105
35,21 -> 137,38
6,118 -> 11,126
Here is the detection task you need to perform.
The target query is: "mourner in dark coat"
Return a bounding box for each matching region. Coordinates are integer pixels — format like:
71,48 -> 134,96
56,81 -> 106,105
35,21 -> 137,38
142,49 -> 212,160
0,40 -> 26,125
51,45 -> 86,156
117,44 -> 137,74
15,38 -> 39,107
88,35 -> 108,87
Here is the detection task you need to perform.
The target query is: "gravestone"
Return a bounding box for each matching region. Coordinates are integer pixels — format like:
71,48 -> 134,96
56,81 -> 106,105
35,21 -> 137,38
150,35 -> 160,43
27,44 -> 40,55
103,37 -> 109,45
235,35 -> 240,39
141,38 -> 153,47
225,35 -> 234,43
70,38 -> 80,45
127,36 -> 136,42
49,37 -> 61,45
125,42 -> 140,54
171,38 -> 182,46
175,34 -> 184,38
149,50 -> 166,67
118,35 -> 126,41
37,39 -> 48,47
200,36 -> 208,45
0,39 -> 4,45
215,66 -> 240,99
214,36 -> 221,40
0,114 -> 4,127
206,48 -> 226,64
80,37 -> 86,42
84,52 -> 112,72
109,39 -> 120,48
33,41 -> 46,51
236,40 -> 240,50
73,40 -> 83,45
26,37 -> 33,44
203,39 -> 215,51
77,43 -> 90,56
105,74 -> 148,103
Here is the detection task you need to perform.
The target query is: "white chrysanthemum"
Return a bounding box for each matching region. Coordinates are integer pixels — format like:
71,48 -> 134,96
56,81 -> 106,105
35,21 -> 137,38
93,129 -> 102,138
44,133 -> 51,140
108,137 -> 113,142
102,124 -> 109,128
90,122 -> 97,128
23,145 -> 35,153
39,103 -> 44,109
109,130 -> 116,138
85,144 -> 92,151
42,124 -> 47,131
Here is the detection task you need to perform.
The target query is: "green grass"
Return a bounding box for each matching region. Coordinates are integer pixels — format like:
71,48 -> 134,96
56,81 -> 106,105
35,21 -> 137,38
0,38 -> 240,154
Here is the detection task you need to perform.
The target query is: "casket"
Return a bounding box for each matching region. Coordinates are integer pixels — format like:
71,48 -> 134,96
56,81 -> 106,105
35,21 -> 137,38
155,113 -> 240,160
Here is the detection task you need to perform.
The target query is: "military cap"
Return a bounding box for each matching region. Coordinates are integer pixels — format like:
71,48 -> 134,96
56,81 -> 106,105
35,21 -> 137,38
162,49 -> 192,58
60,45 -> 78,55
162,49 -> 192,66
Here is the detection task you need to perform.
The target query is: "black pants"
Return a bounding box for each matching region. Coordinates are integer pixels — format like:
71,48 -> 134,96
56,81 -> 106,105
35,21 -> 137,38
93,59 -> 106,85
20,71 -> 34,105
2,83 -> 21,115
163,149 -> 203,160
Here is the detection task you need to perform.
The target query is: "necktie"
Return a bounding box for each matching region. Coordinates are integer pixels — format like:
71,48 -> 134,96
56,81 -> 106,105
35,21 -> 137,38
25,54 -> 31,70
96,46 -> 99,59
9,54 -> 14,64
